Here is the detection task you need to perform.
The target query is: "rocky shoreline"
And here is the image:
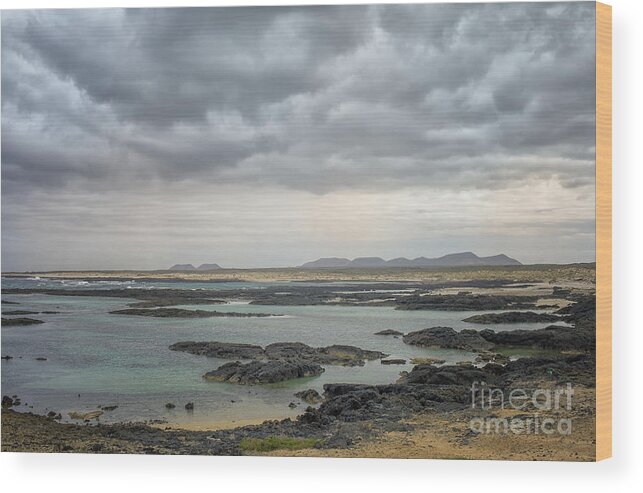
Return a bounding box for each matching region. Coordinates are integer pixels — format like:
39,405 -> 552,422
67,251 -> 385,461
2,267 -> 597,458
2,349 -> 596,457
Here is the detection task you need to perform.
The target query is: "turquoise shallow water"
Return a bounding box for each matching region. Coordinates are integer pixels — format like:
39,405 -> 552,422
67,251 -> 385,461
1,277 -> 561,427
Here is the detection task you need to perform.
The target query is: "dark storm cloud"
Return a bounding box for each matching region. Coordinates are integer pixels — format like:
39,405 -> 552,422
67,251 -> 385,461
1,3 -> 597,270
1,2 -> 595,196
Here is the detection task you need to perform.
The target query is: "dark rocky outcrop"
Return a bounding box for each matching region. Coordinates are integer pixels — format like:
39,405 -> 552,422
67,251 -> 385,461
374,329 -> 404,336
463,311 -> 561,324
399,363 -> 492,386
2,310 -> 39,315
478,325 -> 595,351
303,381 -> 471,424
169,341 -> 265,359
266,343 -> 387,367
1,317 -> 45,326
204,361 -> 324,385
300,353 -> 595,425
555,296 -> 596,329
110,308 -> 275,318
396,294 -> 538,311
403,323 -> 593,353
170,341 -> 387,367
381,359 -> 406,365
294,389 -> 323,404
403,326 -> 494,351
409,357 -> 445,365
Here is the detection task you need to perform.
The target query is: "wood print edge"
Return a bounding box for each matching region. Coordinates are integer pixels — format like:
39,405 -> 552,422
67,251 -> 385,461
595,0 -> 612,462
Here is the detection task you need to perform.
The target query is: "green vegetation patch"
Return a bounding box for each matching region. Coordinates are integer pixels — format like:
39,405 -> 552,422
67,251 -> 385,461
239,436 -> 321,452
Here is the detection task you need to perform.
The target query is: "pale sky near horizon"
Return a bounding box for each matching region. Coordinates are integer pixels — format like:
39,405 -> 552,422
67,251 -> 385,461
1,3 -> 596,271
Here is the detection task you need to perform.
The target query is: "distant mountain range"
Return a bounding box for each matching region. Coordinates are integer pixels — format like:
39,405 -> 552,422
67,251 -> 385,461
300,252 -> 521,268
168,263 -> 222,271
167,252 -> 521,270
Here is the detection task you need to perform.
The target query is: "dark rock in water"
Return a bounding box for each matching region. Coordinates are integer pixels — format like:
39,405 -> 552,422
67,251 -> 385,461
265,342 -> 387,367
110,308 -> 275,318
185,402 -> 194,410
381,359 -> 407,365
410,357 -> 445,365
317,343 -> 389,366
165,403 -> 176,409
170,341 -> 387,367
403,326 -> 494,351
35,357 -> 47,361
374,329 -> 404,336
101,405 -> 118,411
395,294 -> 537,311
129,298 -> 227,308
2,310 -> 38,315
310,343 -> 386,366
478,325 -> 595,351
1,317 -> 45,326
294,389 -> 323,404
2,395 -> 14,407
263,342 -> 319,361
463,311 -> 561,324
288,402 -> 297,408
170,341 -> 265,359
1,355 -> 13,360
203,360 -> 324,385
397,354 -> 596,389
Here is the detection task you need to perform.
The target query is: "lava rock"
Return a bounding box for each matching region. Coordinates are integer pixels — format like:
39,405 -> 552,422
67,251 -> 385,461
403,326 -> 493,351
294,389 -> 323,404
204,360 -> 324,385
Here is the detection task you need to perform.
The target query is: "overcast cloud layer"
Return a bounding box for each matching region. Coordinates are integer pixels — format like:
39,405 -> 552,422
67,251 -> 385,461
1,3 -> 596,270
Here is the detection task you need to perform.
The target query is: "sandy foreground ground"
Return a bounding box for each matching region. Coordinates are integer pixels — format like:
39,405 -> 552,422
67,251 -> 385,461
253,385 -> 597,461
1,385 -> 595,461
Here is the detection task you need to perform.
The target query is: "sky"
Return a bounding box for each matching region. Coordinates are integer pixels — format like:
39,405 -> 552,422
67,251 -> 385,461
1,2 -> 596,271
